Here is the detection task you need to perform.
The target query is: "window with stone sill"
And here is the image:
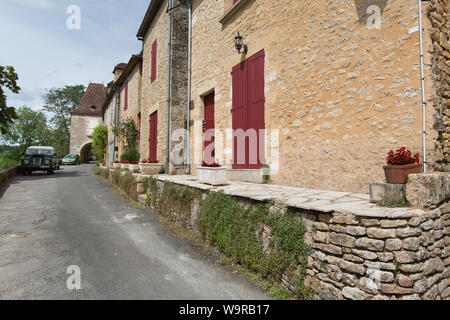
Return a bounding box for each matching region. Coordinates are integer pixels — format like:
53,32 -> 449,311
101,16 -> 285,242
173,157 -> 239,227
222,0 -> 249,24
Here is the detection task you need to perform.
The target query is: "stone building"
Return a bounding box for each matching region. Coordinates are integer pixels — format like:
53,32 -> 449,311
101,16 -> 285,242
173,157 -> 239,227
187,0 -> 441,193
70,83 -> 107,163
136,0 -> 189,173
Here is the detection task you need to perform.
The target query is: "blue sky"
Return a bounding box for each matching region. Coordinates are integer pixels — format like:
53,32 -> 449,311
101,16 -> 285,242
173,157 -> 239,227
0,0 -> 150,110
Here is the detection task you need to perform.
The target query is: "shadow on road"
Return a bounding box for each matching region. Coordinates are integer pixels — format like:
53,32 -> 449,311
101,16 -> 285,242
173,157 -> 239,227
0,165 -> 95,200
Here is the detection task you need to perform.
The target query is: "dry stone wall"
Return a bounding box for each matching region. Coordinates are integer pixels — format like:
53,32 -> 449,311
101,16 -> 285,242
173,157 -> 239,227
306,206 -> 449,300
428,0 -> 450,161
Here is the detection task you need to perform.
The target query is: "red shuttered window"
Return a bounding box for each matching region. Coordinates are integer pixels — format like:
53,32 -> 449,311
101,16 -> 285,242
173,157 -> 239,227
151,39 -> 157,83
231,49 -> 265,169
124,82 -> 128,110
149,111 -> 158,162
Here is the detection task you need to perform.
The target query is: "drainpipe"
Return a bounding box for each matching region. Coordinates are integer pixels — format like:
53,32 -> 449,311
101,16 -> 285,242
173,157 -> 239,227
165,0 -> 173,174
418,0 -> 427,172
185,0 -> 192,174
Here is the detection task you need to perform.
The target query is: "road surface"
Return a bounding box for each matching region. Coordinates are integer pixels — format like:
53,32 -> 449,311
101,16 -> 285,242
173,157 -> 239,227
0,164 -> 268,300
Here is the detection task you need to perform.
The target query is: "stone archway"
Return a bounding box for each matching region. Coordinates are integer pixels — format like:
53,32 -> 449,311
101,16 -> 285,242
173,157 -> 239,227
79,142 -> 92,163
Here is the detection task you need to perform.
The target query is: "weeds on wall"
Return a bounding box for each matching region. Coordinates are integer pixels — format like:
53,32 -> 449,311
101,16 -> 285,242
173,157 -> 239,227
196,192 -> 311,299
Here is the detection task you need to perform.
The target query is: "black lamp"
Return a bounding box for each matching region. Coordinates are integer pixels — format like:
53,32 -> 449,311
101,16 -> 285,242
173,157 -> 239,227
234,32 -> 248,55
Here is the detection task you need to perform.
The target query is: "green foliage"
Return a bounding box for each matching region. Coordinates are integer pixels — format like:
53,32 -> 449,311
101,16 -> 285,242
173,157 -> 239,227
92,124 -> 108,162
0,154 -> 19,169
120,147 -> 140,162
269,286 -> 291,300
159,166 -> 166,174
112,118 -> 139,152
43,85 -> 85,156
2,106 -> 50,154
0,65 -> 20,135
197,192 -> 309,294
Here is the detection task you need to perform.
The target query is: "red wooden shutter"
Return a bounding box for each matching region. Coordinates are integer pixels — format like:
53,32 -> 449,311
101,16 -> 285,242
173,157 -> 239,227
151,39 -> 157,83
247,50 -> 265,168
149,111 -> 158,162
231,61 -> 248,169
231,49 -> 265,169
203,93 -> 215,164
124,82 -> 128,110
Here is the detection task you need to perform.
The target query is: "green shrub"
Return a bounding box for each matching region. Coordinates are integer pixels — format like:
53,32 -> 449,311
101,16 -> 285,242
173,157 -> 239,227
120,147 -> 140,162
197,192 -> 309,286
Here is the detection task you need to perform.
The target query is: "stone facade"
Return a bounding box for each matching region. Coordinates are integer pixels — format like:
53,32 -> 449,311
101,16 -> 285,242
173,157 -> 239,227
70,83 -> 106,162
189,0 -> 438,193
428,0 -> 450,161
139,0 -> 189,173
117,60 -> 142,157
70,114 -> 102,161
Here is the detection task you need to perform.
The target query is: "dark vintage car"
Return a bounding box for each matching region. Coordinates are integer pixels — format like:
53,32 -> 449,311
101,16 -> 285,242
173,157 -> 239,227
21,146 -> 60,175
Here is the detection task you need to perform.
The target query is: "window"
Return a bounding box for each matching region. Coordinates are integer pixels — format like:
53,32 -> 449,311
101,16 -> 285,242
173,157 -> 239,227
151,39 -> 157,83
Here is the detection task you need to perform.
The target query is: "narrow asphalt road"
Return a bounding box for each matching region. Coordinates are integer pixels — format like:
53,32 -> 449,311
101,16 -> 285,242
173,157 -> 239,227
0,164 -> 268,300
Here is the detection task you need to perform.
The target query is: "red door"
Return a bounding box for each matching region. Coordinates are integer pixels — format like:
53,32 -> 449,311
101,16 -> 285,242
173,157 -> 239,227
149,111 -> 158,162
231,49 -> 265,169
203,93 -> 215,165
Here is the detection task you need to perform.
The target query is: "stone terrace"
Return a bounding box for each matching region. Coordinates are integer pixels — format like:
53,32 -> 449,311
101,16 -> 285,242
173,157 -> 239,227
151,175 -> 424,219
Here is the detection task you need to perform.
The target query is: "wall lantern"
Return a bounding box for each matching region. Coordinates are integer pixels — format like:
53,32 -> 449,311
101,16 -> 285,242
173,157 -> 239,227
234,32 -> 248,55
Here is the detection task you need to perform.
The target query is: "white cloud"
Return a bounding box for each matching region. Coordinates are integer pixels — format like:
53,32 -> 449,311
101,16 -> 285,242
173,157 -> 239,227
5,0 -> 58,10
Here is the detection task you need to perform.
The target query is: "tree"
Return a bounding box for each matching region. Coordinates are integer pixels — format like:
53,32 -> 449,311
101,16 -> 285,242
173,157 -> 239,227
0,65 -> 21,134
91,124 -> 108,162
3,106 -> 50,154
43,85 -> 85,156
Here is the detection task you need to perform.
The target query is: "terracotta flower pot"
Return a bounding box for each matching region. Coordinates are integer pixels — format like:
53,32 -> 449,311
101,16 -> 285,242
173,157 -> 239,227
383,163 -> 422,184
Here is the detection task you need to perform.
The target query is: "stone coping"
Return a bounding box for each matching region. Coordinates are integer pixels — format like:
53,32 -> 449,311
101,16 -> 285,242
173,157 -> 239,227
149,174 -> 426,219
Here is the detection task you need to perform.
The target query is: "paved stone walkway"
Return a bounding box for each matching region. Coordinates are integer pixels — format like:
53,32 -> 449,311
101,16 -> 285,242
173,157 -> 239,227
149,175 -> 426,219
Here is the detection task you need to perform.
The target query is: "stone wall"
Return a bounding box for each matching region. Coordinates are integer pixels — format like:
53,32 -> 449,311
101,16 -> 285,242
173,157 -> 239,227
0,166 -> 19,186
189,0 -> 437,193
428,0 -> 450,161
306,205 -> 449,300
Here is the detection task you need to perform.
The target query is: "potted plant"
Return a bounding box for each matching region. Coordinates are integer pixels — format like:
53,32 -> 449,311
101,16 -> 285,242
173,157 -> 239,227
120,160 -> 129,170
197,161 -> 228,186
139,159 -> 163,175
129,161 -> 140,173
112,160 -> 121,169
384,147 -> 422,184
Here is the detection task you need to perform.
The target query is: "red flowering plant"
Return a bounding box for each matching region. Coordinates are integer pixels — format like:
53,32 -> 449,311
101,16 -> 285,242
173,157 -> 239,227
130,161 -> 139,165
141,159 -> 159,164
386,147 -> 420,166
121,160 -> 129,164
113,160 -> 120,164
201,161 -> 221,168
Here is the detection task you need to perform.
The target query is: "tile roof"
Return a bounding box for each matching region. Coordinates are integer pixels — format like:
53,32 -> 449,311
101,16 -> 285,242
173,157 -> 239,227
72,83 -> 106,116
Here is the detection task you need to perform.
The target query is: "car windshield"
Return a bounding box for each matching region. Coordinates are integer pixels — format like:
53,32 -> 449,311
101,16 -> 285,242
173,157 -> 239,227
26,148 -> 54,156
64,155 -> 77,159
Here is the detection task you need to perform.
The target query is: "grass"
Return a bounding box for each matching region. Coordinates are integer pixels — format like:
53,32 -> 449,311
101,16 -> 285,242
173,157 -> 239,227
0,156 -> 19,170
